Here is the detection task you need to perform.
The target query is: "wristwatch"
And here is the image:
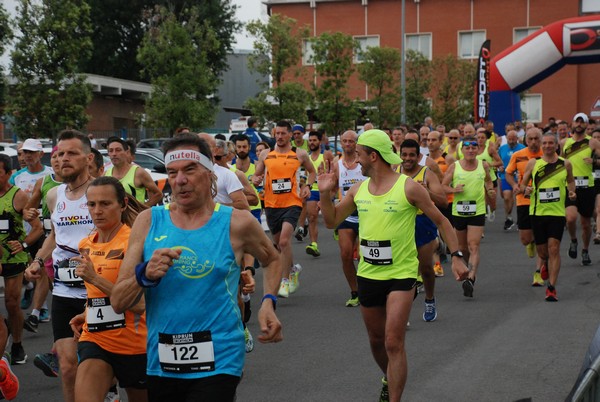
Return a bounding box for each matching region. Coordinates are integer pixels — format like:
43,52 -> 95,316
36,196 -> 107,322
450,250 -> 464,259
22,242 -> 28,250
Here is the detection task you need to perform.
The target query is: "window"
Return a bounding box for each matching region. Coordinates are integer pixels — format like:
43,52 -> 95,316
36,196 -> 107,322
521,94 -> 542,123
354,35 -> 380,63
458,30 -> 486,59
302,39 -> 315,66
513,27 -> 540,44
405,33 -> 432,60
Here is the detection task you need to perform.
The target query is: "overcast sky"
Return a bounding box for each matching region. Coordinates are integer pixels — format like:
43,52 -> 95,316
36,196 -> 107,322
1,0 -> 266,68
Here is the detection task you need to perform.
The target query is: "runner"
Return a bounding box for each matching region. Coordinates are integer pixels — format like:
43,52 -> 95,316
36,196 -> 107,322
521,133 -> 576,301
110,134 -> 282,402
318,129 -> 468,401
497,130 -> 525,230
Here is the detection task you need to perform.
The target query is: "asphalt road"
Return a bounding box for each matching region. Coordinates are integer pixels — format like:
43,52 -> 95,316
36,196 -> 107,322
7,214 -> 600,401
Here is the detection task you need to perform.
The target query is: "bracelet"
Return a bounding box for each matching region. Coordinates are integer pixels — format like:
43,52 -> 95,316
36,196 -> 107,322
34,257 -> 44,266
244,266 -> 256,276
261,294 -> 277,310
135,261 -> 161,288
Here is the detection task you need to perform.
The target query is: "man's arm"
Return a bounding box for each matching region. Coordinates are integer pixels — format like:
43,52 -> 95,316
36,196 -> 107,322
227,189 -> 250,210
519,159 -> 537,196
24,177 -> 44,211
318,171 -> 359,228
14,190 -> 43,246
423,169 -> 448,208
565,160 -> 577,200
425,156 -> 443,181
135,168 -> 163,207
298,149 -> 317,199
234,170 -> 259,206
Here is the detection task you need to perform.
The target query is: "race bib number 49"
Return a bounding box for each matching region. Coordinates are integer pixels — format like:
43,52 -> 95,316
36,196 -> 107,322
360,240 -> 393,265
158,331 -> 215,373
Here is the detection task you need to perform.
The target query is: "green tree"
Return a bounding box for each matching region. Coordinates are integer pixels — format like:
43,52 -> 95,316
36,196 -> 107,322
405,49 -> 432,126
8,0 -> 93,139
311,32 -> 359,137
245,14 -> 310,125
137,5 -> 222,134
357,46 -> 402,128
431,54 -> 475,128
0,5 -> 13,114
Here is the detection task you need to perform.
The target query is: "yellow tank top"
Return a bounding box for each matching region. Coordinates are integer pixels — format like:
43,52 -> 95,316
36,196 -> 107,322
231,163 -> 261,211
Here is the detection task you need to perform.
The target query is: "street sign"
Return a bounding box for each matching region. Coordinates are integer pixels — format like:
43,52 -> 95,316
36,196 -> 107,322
591,96 -> 600,117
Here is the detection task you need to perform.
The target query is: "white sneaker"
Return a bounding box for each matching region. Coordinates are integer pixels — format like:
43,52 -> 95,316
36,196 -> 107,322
278,279 -> 289,298
288,264 -> 302,294
104,387 -> 120,402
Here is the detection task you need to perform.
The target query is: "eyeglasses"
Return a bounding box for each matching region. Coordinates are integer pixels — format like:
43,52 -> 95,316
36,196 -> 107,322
462,141 -> 478,148
448,136 -> 459,140
214,154 -> 226,160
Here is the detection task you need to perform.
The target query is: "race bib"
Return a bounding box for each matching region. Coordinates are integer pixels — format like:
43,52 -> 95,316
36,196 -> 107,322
86,297 -> 125,332
594,170 -> 600,180
0,220 -> 8,234
272,178 -> 292,194
575,176 -> 589,188
456,201 -> 477,216
56,259 -> 85,287
360,240 -> 393,265
539,187 -> 560,203
43,218 -> 52,233
158,331 -> 215,373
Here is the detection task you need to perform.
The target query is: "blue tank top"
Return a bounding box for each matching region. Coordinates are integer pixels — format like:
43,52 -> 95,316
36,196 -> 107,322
143,204 -> 244,379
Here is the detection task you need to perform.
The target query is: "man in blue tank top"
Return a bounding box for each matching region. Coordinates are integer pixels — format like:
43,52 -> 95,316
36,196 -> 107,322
111,134 -> 283,402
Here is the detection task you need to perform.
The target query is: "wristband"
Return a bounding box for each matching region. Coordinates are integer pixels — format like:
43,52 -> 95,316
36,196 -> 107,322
261,293 -> 277,310
135,261 -> 161,288
22,242 -> 29,250
244,266 -> 256,276
34,257 -> 44,267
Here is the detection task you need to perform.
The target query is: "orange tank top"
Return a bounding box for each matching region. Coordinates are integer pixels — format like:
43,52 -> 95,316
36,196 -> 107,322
78,224 -> 146,355
263,148 -> 303,208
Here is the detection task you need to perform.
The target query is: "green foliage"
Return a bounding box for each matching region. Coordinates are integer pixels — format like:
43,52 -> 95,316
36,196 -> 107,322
137,6 -> 223,134
8,0 -> 93,139
357,46 -> 402,128
0,5 -> 13,113
404,49 -> 432,126
431,54 -> 475,128
245,82 -> 310,127
311,32 -> 360,136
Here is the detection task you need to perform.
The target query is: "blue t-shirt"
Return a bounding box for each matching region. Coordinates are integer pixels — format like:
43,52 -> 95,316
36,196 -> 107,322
498,143 -> 525,180
243,127 -> 261,162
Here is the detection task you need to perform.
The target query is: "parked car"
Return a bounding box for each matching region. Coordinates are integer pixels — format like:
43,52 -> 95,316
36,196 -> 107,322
136,137 -> 171,150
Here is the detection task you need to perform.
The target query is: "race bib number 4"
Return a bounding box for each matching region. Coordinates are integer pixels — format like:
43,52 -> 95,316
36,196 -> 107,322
360,240 -> 393,265
456,201 -> 477,216
272,178 -> 292,194
86,297 -> 125,332
575,176 -> 589,188
158,331 -> 215,373
539,187 -> 560,203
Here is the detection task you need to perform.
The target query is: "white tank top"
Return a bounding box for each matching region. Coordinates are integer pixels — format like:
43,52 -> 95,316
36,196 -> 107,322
338,158 -> 366,224
51,184 -> 94,299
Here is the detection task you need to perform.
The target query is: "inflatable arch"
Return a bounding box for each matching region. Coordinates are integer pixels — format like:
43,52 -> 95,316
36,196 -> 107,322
489,15 -> 600,133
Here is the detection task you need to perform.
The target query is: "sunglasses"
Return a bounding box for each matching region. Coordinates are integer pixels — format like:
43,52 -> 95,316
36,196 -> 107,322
214,154 -> 226,160
448,136 -> 459,139
462,141 -> 478,148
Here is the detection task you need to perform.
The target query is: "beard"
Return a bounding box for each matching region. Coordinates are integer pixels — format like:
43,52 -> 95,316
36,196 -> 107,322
61,166 -> 85,183
309,145 -> 320,152
236,151 -> 248,160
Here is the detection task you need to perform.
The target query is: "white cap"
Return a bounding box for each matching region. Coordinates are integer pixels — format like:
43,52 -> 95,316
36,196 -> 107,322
573,113 -> 589,123
21,138 -> 43,152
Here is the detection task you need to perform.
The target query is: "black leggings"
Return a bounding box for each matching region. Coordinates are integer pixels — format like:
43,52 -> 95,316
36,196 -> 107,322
147,374 -> 240,402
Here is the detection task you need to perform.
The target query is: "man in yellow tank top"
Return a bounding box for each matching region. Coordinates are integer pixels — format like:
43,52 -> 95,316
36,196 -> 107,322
253,121 -> 316,298
318,129 -> 468,402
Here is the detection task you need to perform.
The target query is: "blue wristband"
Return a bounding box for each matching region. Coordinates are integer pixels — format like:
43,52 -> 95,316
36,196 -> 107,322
261,293 -> 277,310
135,261 -> 161,288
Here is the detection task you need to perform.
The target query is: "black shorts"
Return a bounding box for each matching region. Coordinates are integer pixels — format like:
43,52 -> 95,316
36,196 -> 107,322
517,205 -> 532,230
147,374 -> 240,402
565,187 -> 595,218
52,295 -> 86,342
1,263 -> 27,279
265,206 -> 302,235
337,219 -> 359,234
78,341 -> 147,389
357,276 -> 417,308
452,214 -> 485,231
439,205 -> 453,227
531,215 -> 566,245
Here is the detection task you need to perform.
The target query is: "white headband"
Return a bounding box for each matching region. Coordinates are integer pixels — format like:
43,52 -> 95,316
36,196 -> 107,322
164,150 -> 214,172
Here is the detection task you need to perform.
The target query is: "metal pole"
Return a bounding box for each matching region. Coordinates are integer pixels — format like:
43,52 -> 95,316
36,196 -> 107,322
400,0 -> 406,123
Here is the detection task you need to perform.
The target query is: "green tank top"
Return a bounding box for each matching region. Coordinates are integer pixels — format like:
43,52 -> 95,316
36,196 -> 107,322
231,163 -> 261,211
41,174 -> 61,217
530,157 -> 567,217
355,174 -> 418,280
106,165 -> 146,203
452,160 -> 486,217
563,137 -> 593,188
476,141 -> 497,181
408,166 -> 428,215
0,186 -> 29,264
309,153 -> 324,191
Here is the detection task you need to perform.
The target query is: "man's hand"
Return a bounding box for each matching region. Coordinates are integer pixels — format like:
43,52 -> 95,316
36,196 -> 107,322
258,303 -> 283,344
69,313 -> 86,339
145,248 -> 182,281
23,208 -> 39,223
25,261 -> 43,281
240,270 -> 255,295
452,257 -> 469,281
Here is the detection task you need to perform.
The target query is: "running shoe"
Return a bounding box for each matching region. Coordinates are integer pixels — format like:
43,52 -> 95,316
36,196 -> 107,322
104,385 -> 120,402
333,229 -> 339,241
486,205 -> 495,222
305,242 -> 320,257
503,218 -> 514,231
33,353 -> 59,377
379,376 -> 389,402
277,279 -> 289,298
594,233 -> 600,245
0,355 -> 19,400
20,286 -> 34,310
345,295 -> 360,307
294,226 -> 304,241
9,345 -> 26,366
532,271 -> 544,287
423,299 -> 437,322
526,242 -> 536,258
288,264 -> 302,294
434,262 -> 444,277
582,250 -> 592,266
23,315 -> 39,333
39,308 -> 50,323
303,224 -> 309,238
569,239 -> 578,259
244,327 -> 254,353
415,276 -> 424,296
545,287 -> 558,302
462,279 -> 474,298
540,261 -> 549,280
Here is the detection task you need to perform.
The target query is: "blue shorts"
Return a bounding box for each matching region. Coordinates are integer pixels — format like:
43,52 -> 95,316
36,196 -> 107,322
251,208 -> 261,223
500,177 -> 512,192
415,214 -> 437,248
308,190 -> 320,202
